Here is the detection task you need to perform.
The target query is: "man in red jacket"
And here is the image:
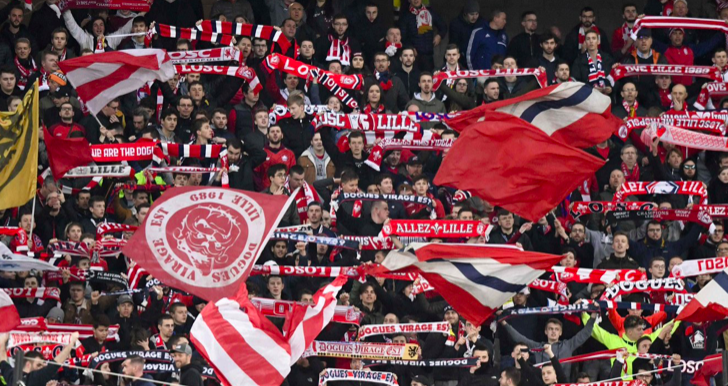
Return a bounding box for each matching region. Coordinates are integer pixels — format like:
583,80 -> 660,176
48,101 -> 86,138
255,125 -> 296,190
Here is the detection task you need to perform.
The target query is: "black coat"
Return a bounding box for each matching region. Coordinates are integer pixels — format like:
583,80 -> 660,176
178,363 -> 204,386
507,32 -> 542,68
227,133 -> 267,192
278,116 -> 314,158
144,0 -> 204,51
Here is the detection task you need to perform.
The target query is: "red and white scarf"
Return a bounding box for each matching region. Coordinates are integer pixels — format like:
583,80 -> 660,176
366,137 -> 452,171
621,161 -> 639,182
311,113 -> 419,134
326,35 -> 351,66
196,21 -> 291,53
432,68 -> 547,91
2,287 -> 61,301
672,254 -> 728,277
550,266 -> 646,284
339,236 -> 398,250
587,52 -> 605,87
445,321 -> 465,347
616,114 -> 727,140
167,47 -> 241,64
379,220 -> 492,238
50,0 -> 151,16
528,279 -> 568,302
609,64 -> 722,86
695,82 -> 728,109
329,187 -> 361,229
175,65 -> 261,94
410,5 -> 433,34
137,81 -> 164,121
643,123 -> 728,154
622,99 -> 639,118
613,179 -> 708,204
14,56 -> 37,90
363,103 -> 385,114
285,177 -> 321,223
154,23 -> 233,46
252,298 -> 361,325
578,25 -> 600,51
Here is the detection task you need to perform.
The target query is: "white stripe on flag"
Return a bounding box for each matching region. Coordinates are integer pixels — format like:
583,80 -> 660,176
192,312 -> 257,386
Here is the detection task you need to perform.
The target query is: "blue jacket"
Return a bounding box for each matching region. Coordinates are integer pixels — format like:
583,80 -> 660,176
466,24 -> 507,70
449,14 -> 487,66
627,224 -> 703,267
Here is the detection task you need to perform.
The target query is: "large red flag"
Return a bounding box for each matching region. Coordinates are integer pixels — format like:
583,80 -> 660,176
446,82 -> 620,149
677,268 -> 728,323
433,112 -> 605,221
122,186 -> 294,302
0,290 -> 20,332
43,127 -> 94,180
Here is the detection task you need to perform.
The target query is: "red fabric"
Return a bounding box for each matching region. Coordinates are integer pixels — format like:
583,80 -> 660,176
664,46 -> 695,86
434,112 -> 606,221
692,353 -> 722,386
256,146 -> 296,189
43,127 -> 94,180
48,122 -> 86,138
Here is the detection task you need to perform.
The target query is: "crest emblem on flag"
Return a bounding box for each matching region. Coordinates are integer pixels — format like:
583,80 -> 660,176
147,189 -> 265,282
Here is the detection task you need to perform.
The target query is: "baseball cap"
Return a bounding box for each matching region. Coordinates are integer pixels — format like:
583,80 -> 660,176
518,287 -> 530,295
407,155 -> 423,166
636,29 -> 651,38
51,86 -> 71,99
117,294 -> 134,306
411,375 -> 434,386
171,344 -> 193,355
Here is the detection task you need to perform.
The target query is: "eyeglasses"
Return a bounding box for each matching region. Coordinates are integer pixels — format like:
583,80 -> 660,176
684,164 -> 696,169
333,22 -> 348,27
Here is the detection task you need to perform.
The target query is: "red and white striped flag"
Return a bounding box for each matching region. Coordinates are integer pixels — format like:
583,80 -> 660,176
191,285 -> 292,386
0,289 -> 20,332
284,275 -> 347,365
58,49 -> 175,115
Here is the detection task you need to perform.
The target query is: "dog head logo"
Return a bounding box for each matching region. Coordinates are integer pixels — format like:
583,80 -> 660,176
173,205 -> 242,276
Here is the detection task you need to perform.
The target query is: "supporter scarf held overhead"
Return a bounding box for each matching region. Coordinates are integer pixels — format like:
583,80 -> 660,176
196,21 -> 291,53
431,68 -> 547,91
175,64 -> 262,94
379,220 -> 492,238
154,24 -> 233,46
608,64 -> 722,86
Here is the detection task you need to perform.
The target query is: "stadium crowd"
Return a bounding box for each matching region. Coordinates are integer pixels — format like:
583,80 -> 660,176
4,0 -> 728,385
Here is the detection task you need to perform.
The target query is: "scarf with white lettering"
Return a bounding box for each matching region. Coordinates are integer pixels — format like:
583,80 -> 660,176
167,47 -> 241,64
672,254 -> 728,277
326,35 -> 351,66
432,68 -> 547,91
616,114 -> 727,140
695,82 -> 728,110
196,21 -> 291,53
587,52 -> 605,87
366,137 -> 451,171
609,64 -> 722,86
550,266 -> 646,284
319,369 -> 398,386
334,192 -> 433,211
175,65 -> 262,94
613,180 -> 708,204
311,113 -> 419,136
2,287 -> 60,301
600,278 -> 686,300
578,25 -> 600,51
410,5 -> 432,34
14,57 -> 36,90
568,201 -> 655,220
379,220 -> 492,238
252,299 -> 361,325
358,322 -> 450,340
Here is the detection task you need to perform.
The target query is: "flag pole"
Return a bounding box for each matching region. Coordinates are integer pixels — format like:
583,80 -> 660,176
27,192 -> 36,257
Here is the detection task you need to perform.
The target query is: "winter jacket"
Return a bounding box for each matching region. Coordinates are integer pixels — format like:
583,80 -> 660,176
571,50 -> 614,87
227,133 -> 267,192
627,224 -> 703,266
320,127 -> 378,189
466,24 -> 507,70
299,147 -> 336,184
449,13 -> 487,67
398,6 -> 446,56
597,253 -> 640,270
279,115 -> 314,158
504,317 -> 595,376
178,363 -> 204,386
409,93 -> 446,131
263,187 -> 301,227
62,10 -> 134,51
507,32 -> 541,68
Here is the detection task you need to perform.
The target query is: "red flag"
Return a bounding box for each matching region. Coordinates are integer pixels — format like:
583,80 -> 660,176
446,82 -> 620,149
121,186 -> 294,302
0,290 -> 20,332
43,127 -> 94,180
433,112 -> 605,221
691,353 -> 722,386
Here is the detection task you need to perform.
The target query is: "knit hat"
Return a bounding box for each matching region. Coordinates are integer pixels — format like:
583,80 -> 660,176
46,307 -> 64,322
443,304 -> 456,313
463,0 -> 480,15
49,71 -> 67,86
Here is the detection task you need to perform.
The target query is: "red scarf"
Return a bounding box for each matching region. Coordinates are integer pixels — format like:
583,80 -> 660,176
14,56 -> 37,90
363,103 -> 385,114
662,0 -> 674,16
326,35 -> 351,66
385,41 -> 402,49
659,87 -> 672,108
587,52 -> 605,87
445,321 -> 465,346
375,71 -> 393,91
578,25 -> 600,50
621,162 -> 640,182
622,99 -> 638,118
330,187 -> 362,230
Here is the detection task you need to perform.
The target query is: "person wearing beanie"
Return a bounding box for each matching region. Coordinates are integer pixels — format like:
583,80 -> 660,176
448,0 -> 485,68
422,305 -> 463,386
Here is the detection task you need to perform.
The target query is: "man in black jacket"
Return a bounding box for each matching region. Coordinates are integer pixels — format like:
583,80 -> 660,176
278,92 -> 313,158
320,129 -> 377,190
487,209 -> 533,250
226,137 -> 266,192
506,11 -> 541,67
171,344 -> 203,386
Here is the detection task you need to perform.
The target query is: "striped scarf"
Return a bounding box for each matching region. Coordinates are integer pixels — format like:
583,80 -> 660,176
326,35 -> 351,66
587,52 -> 605,87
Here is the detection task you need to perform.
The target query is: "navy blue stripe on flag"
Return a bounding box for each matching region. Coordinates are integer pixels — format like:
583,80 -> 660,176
449,262 -> 525,293
713,271 -> 728,293
518,85 -> 592,123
